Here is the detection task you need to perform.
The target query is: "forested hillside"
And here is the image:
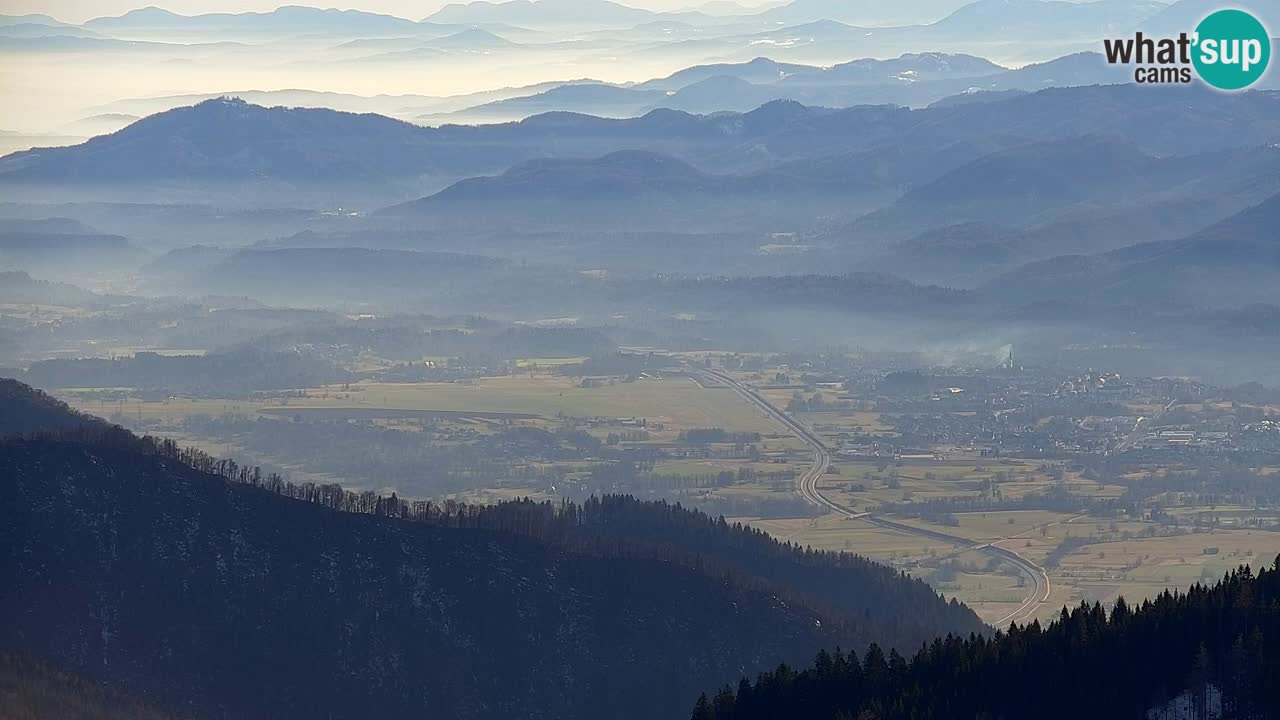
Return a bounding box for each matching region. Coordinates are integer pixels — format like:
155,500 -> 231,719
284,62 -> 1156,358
415,495 -> 983,647
20,347 -> 351,394
0,379 -> 980,720
0,432 -> 831,720
0,378 -> 109,434
692,563 -> 1280,719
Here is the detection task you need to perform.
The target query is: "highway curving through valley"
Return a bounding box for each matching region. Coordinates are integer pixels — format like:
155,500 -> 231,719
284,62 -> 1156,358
698,368 -> 1052,627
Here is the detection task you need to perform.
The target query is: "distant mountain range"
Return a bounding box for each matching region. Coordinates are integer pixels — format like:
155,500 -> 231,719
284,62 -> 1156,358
928,0 -> 1167,37
5,84 -> 1279,210
18,0 -> 1228,40
11,0 -> 1280,154
756,0 -> 975,27
418,51 -> 1133,124
0,22 -> 100,38
83,5 -> 428,38
80,50 -> 1123,129
0,13 -> 70,28
427,0 -> 667,28
1141,0 -> 1279,36
50,47 -> 1152,135
85,82 -> 594,121
0,0 -> 1218,67
424,0 -> 1174,37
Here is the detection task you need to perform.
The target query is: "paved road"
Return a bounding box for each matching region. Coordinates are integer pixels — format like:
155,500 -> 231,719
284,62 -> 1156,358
1112,399 -> 1178,454
698,368 -> 1051,626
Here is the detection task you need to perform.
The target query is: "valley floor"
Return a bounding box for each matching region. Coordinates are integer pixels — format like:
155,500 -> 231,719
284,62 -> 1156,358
57,357 -> 1280,626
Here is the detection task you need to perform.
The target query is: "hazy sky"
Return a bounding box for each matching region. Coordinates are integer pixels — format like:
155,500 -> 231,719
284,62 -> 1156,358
4,0 -> 758,23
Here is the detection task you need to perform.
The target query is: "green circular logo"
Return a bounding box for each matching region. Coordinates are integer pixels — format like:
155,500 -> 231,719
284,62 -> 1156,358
1193,9 -> 1271,91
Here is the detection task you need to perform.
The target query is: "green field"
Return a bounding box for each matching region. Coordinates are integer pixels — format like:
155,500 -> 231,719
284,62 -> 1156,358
61,375 -> 782,434
894,510 -> 1081,544
302,378 -> 781,433
734,515 -> 958,557
741,508 -> 1280,625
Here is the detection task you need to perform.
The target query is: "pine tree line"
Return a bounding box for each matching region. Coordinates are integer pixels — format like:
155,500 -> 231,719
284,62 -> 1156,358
692,562 -> 1280,719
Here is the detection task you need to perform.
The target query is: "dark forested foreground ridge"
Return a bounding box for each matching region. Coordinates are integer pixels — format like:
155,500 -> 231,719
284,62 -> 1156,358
693,564 -> 1280,720
0,378 -> 978,720
0,430 -> 827,720
0,378 -> 103,434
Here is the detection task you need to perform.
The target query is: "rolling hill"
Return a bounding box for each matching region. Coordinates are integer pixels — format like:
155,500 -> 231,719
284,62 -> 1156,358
423,27 -> 518,50
637,56 -> 818,92
0,97 -> 434,184
379,148 -> 911,231
0,271 -> 100,307
852,137 -> 1170,238
846,139 -> 1280,273
986,192 -> 1280,307
422,83 -> 664,124
136,247 -> 512,306
0,217 -> 144,278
